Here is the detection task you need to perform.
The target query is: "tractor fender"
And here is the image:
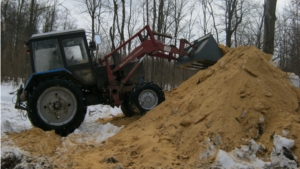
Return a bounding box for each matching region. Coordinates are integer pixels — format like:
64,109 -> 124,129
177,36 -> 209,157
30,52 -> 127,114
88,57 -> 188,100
24,68 -> 83,92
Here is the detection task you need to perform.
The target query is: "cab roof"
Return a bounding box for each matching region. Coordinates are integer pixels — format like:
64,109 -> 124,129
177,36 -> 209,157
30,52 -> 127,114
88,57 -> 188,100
29,29 -> 86,40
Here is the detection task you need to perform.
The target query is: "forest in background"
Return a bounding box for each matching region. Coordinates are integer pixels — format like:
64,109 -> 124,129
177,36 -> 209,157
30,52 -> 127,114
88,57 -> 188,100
1,0 -> 299,89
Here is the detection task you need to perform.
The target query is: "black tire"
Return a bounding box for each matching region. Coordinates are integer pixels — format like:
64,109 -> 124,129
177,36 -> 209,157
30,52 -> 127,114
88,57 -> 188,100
120,93 -> 136,117
27,79 -> 87,136
129,82 -> 165,115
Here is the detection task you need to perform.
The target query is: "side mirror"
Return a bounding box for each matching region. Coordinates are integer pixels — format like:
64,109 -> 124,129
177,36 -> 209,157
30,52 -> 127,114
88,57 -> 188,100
94,34 -> 101,45
89,41 -> 96,51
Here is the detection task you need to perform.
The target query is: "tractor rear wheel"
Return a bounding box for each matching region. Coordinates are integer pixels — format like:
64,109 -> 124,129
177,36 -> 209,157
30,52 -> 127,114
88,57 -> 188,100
27,79 -> 86,136
129,82 -> 165,115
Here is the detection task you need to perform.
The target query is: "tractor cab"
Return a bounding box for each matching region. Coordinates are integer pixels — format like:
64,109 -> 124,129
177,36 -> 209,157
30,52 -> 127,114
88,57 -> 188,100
27,29 -> 96,86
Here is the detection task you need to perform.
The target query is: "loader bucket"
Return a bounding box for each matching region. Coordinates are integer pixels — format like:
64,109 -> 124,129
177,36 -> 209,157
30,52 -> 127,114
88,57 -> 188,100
177,33 -> 223,70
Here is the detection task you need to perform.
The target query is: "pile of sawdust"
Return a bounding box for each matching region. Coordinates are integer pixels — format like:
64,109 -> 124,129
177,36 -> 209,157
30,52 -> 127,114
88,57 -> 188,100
6,128 -> 61,156
5,46 -> 300,168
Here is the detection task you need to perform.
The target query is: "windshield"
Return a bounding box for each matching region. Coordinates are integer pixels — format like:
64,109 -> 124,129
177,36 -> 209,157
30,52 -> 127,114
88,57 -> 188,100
32,39 -> 63,72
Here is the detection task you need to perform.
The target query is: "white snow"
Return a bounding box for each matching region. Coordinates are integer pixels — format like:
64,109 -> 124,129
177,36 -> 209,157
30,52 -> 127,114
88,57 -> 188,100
273,134 -> 294,154
270,134 -> 298,168
212,139 -> 270,169
215,150 -> 236,168
1,84 -> 33,134
211,137 -> 298,169
199,134 -> 297,169
287,73 -> 300,88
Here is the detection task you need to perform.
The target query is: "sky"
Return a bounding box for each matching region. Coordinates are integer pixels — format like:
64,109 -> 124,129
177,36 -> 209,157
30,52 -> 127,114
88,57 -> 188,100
61,0 -> 290,31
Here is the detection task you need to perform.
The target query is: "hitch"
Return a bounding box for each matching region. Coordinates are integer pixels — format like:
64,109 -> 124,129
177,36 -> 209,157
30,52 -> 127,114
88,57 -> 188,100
14,85 -> 27,110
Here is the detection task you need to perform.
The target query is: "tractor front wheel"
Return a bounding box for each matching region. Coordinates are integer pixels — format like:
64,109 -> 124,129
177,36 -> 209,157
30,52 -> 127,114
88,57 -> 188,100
27,79 -> 86,136
129,82 -> 165,115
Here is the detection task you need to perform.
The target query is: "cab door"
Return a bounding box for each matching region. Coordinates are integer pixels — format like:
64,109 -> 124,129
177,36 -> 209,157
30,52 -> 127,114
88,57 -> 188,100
60,36 -> 96,86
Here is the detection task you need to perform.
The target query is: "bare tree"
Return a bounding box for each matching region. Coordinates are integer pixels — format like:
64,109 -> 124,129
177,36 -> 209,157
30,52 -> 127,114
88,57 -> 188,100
200,0 -> 210,35
126,0 -> 140,53
1,0 -> 54,81
230,1 -> 263,47
277,0 -> 299,76
173,0 -> 188,39
224,0 -> 244,47
78,0 -> 102,40
256,4 -> 264,49
157,0 -> 164,35
60,9 -> 77,30
207,1 -> 219,42
183,1 -> 196,41
43,1 -> 58,32
152,0 -> 157,32
115,0 -> 126,55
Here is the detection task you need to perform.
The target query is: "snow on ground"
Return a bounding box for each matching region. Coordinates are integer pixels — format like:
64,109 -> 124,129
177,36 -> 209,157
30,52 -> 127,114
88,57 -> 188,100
1,82 -> 123,136
1,82 -> 32,134
212,137 -> 298,168
1,82 -> 298,168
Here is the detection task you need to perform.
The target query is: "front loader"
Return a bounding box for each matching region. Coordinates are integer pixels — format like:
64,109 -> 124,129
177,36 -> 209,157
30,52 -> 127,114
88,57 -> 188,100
14,25 -> 223,136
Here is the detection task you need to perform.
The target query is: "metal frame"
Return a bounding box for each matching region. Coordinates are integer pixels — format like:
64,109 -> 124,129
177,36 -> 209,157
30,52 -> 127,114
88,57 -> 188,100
101,25 -> 195,106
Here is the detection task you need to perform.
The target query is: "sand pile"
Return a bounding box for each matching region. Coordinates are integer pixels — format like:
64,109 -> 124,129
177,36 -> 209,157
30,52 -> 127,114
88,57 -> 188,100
68,46 -> 300,168
5,46 -> 300,168
5,128 -> 61,156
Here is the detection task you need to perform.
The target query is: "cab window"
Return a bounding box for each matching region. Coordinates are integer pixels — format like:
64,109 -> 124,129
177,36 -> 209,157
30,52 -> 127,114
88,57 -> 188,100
32,39 -> 63,72
62,37 -> 89,66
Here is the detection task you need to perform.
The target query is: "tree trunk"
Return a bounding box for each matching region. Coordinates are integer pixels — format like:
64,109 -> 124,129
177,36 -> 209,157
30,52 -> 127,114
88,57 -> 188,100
146,0 -> 149,25
121,0 -> 125,56
263,0 -> 277,54
151,0 -> 156,82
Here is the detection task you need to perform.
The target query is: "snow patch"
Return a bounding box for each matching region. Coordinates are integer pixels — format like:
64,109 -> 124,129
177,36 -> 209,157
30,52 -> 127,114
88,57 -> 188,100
72,122 -> 123,144
273,134 -> 294,154
1,85 -> 33,134
212,136 -> 298,169
213,139 -> 268,168
287,73 -> 300,88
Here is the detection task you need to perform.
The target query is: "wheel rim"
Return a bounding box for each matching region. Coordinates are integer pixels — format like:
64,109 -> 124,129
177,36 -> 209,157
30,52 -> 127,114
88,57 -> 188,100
138,89 -> 158,110
37,87 -> 77,126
